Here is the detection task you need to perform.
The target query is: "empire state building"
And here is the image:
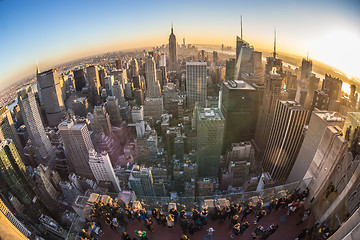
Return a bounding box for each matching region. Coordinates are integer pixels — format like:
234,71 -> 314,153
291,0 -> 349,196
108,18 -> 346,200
168,25 -> 177,71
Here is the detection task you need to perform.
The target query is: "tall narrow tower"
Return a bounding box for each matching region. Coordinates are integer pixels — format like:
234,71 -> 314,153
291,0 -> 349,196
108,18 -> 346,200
186,62 -> 207,106
18,86 -> 55,165
37,68 -> 66,126
145,55 -> 161,97
168,24 -> 177,71
58,120 -> 95,179
262,100 -> 307,183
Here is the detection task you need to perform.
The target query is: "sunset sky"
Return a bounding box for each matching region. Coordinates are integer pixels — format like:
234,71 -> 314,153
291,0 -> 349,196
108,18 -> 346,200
0,0 -> 359,91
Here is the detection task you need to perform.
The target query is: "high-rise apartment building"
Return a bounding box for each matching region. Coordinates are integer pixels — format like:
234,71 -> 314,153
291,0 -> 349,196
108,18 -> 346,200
221,80 -> 256,153
18,86 -> 55,164
58,120 -> 94,179
0,107 -> 23,154
196,107 -> 224,177
168,26 -> 177,71
89,149 -> 121,192
287,111 -> 344,183
262,100 -> 307,183
145,56 -> 161,98
186,62 -> 207,106
37,68 -> 66,126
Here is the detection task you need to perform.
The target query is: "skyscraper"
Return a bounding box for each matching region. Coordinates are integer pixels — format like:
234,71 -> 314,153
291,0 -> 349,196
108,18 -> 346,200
300,58 -> 313,81
115,59 -> 123,69
145,55 -> 161,98
168,25 -> 177,71
287,111 -> 344,183
58,120 -> 94,179
221,80 -> 256,153
196,107 -> 224,177
0,106 -> 23,154
186,62 -> 207,106
89,149 -> 121,192
128,165 -> 155,197
18,86 -> 55,164
73,68 -> 86,92
86,65 -> 101,104
112,80 -> 125,105
105,96 -> 122,126
37,68 -> 66,126
253,72 -> 282,160
93,105 -> 112,135
0,197 -> 31,238
0,139 -> 47,221
262,100 -> 307,183
322,74 -> 342,111
265,31 -> 283,75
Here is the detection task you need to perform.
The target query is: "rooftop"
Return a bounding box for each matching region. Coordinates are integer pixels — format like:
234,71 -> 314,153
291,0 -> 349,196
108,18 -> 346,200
224,80 -> 256,90
198,108 -> 224,121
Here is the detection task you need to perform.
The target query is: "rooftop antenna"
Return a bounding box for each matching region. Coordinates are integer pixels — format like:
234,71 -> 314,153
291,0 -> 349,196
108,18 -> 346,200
273,28 -> 277,58
240,15 -> 243,40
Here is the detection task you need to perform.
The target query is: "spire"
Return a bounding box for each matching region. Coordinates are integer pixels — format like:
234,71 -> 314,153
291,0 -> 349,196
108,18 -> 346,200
307,50 -> 309,61
171,22 -> 173,34
36,60 -> 39,75
240,15 -> 243,40
273,28 -> 277,58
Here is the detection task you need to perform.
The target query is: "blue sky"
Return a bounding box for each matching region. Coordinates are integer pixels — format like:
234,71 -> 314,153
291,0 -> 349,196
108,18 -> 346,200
0,0 -> 359,90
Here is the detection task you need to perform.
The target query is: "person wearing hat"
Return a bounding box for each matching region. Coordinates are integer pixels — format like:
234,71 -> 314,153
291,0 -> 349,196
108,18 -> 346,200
204,228 -> 215,240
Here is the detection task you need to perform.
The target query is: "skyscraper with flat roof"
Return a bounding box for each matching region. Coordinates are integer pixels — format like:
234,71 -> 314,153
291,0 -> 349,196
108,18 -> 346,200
89,149 -> 121,192
253,72 -> 282,160
18,86 -> 55,164
128,165 -> 155,197
105,96 -> 122,126
197,107 -> 225,177
262,100 -> 307,183
221,80 -> 256,153
37,68 -> 66,126
287,111 -> 344,183
145,55 -> 161,98
186,62 -> 207,106
73,68 -> 86,92
58,120 -> 94,179
87,65 -> 101,104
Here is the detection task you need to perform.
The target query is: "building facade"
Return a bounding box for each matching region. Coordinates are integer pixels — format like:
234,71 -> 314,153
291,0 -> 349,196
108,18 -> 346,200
262,101 -> 307,183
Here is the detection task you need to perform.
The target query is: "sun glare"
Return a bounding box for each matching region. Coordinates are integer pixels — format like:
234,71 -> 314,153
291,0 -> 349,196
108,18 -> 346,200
309,29 -> 360,78
342,82 -> 351,95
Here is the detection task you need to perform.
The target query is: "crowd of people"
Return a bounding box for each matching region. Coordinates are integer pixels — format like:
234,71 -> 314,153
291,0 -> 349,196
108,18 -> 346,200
78,187 -> 327,240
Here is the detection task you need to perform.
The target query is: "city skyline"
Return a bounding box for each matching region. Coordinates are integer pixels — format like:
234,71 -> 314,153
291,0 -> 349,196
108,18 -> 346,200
0,0 -> 359,91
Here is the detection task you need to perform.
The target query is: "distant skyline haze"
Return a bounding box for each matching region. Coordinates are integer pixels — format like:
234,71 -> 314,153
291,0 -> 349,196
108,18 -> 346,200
0,0 -> 359,91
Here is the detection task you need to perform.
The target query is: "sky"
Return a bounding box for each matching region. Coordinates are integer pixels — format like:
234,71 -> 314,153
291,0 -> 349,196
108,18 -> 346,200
0,0 -> 359,91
